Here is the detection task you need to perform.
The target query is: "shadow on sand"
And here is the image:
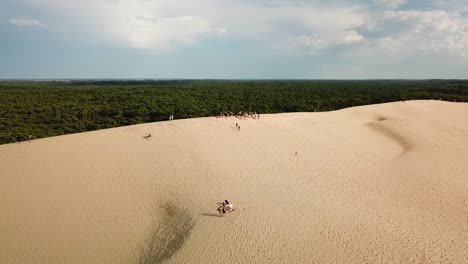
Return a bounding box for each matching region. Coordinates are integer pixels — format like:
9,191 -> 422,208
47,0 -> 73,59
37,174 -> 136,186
200,213 -> 221,218
137,202 -> 195,264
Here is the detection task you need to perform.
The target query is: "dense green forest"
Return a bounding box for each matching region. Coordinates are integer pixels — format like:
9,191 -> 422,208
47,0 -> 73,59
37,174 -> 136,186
1,80 -> 468,144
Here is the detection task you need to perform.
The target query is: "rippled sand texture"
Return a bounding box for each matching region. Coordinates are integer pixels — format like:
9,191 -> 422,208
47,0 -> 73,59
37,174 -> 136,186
1,100 -> 467,264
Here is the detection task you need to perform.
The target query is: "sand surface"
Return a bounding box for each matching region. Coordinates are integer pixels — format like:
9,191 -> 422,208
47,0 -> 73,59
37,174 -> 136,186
1,100 -> 468,263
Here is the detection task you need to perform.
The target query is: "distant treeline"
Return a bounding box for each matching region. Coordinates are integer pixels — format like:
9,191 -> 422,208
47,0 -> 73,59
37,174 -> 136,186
1,80 -> 468,144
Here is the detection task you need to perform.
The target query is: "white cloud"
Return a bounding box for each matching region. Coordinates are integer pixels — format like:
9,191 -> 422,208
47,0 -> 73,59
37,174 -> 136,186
285,35 -> 330,54
340,30 -> 365,44
433,0 -> 468,12
266,3 -> 368,54
6,0 -> 468,78
376,0 -> 407,9
113,15 -> 225,49
13,0 -> 468,59
104,1 -> 227,49
334,8 -> 468,78
23,0 -> 226,50
21,0 -> 367,51
278,29 -> 364,54
375,10 -> 468,56
9,18 -> 47,28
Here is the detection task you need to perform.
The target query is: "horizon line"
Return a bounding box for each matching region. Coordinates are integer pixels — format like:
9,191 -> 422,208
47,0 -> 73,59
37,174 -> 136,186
1,78 -> 467,82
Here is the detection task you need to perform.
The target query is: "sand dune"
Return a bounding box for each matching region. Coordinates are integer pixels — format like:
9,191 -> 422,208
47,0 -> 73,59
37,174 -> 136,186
1,100 -> 467,263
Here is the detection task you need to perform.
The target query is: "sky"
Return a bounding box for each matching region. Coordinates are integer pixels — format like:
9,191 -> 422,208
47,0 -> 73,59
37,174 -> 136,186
1,0 -> 468,79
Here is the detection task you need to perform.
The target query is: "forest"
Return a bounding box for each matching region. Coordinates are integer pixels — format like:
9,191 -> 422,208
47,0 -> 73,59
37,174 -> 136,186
1,79 -> 468,144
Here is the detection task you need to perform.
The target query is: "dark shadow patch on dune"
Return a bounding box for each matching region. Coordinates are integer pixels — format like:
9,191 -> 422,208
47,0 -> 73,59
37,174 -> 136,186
376,116 -> 388,121
200,213 -> 221,218
138,202 -> 195,264
366,118 -> 413,155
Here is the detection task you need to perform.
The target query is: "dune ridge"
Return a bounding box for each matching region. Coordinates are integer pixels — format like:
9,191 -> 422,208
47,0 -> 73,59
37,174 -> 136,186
1,100 -> 467,264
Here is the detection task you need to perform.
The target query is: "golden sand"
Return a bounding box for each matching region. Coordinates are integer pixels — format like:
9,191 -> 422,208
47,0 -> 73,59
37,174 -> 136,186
1,100 -> 467,263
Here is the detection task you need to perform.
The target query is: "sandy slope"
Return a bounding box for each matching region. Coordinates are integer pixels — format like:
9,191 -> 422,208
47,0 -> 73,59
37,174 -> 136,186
1,100 -> 467,264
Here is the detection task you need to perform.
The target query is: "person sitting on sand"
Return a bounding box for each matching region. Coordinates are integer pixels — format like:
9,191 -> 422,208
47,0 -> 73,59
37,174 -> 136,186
217,200 -> 234,217
224,200 -> 234,212
218,202 -> 227,216
221,205 -> 226,216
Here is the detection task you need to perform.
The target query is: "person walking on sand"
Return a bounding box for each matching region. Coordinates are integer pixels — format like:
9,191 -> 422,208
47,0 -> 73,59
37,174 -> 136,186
236,123 -> 238,129
238,125 -> 240,131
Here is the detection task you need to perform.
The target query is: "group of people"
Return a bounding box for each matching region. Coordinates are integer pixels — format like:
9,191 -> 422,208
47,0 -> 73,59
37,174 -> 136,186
218,111 -> 260,119
218,200 -> 234,217
168,115 -> 174,120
